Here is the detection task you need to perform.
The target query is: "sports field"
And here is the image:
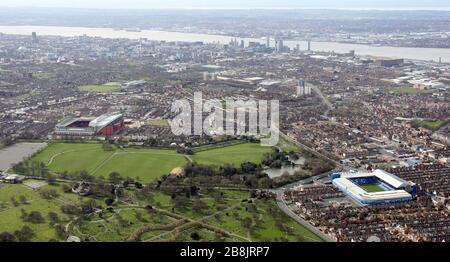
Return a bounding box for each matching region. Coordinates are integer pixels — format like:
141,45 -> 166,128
27,143 -> 188,182
413,119 -> 448,131
26,142 -> 272,182
79,82 -> 121,93
192,143 -> 272,167
360,184 -> 385,193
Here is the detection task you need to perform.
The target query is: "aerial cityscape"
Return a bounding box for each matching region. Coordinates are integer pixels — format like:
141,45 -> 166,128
0,0 -> 449,248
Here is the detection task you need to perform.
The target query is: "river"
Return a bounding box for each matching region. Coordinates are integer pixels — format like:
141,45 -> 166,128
0,25 -> 450,63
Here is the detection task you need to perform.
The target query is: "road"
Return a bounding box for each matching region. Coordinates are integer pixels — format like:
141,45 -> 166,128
309,83 -> 334,118
270,171 -> 336,242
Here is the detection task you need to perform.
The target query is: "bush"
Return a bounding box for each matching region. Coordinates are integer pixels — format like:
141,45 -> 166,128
26,211 -> 45,224
0,232 -> 16,242
14,226 -> 35,242
39,188 -> 59,199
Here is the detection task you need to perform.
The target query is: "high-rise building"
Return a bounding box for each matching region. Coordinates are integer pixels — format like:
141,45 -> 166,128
276,39 -> 284,53
266,36 -> 270,48
307,40 -> 311,51
297,80 -> 311,97
31,32 -> 38,43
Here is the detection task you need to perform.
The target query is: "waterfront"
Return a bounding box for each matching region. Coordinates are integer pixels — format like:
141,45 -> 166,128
0,25 -> 449,63
0,142 -> 47,171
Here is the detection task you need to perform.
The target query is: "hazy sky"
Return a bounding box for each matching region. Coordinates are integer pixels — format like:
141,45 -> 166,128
1,0 -> 449,10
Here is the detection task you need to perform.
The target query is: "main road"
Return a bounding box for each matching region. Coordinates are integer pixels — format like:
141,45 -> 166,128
270,171 -> 336,242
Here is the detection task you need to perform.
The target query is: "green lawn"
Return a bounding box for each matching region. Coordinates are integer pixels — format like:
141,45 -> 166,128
27,143 -> 188,182
93,149 -> 188,182
277,137 -> 299,153
0,184 -> 82,241
79,82 -> 121,93
360,184 -> 385,193
1,183 -> 322,242
192,143 -> 272,167
26,142 -> 273,182
413,119 -> 448,131
203,197 -> 323,242
148,118 -> 169,127
387,87 -> 428,95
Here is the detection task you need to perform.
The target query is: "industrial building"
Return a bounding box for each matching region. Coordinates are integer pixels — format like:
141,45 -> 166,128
54,112 -> 124,137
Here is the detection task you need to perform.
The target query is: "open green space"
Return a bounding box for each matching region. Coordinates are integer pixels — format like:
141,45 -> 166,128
79,82 -> 121,93
387,86 -> 428,95
192,143 -> 272,167
73,188 -> 321,242
148,118 -> 170,127
277,137 -> 299,153
0,183 -> 83,241
360,184 -> 385,193
26,143 -> 188,182
93,150 -> 187,182
25,142 -> 274,182
0,183 -> 322,242
413,119 -> 448,131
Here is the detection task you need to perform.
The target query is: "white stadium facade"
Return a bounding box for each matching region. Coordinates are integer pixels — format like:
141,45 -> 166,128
332,169 -> 417,206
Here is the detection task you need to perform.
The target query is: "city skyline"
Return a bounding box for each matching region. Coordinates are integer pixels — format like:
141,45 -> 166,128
1,0 -> 450,10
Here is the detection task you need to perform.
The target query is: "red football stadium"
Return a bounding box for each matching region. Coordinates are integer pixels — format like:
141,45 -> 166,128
54,112 -> 124,137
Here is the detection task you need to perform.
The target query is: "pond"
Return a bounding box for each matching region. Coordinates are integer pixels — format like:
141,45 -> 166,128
264,157 -> 305,178
0,143 -> 47,171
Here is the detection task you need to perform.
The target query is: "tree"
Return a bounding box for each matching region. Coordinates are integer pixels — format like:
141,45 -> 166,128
190,232 -> 201,241
60,204 -> 80,215
19,195 -> 28,204
105,198 -> 115,206
171,195 -> 189,210
192,199 -> 207,214
81,199 -> 98,214
2,137 -> 14,147
10,196 -> 19,207
55,224 -> 67,240
48,212 -> 60,226
20,209 -> 28,220
39,188 -> 59,199
26,211 -> 45,224
241,162 -> 258,173
46,173 -> 57,185
102,142 -> 114,152
79,170 -> 95,182
241,217 -> 253,230
0,232 -> 16,242
61,184 -> 72,193
220,164 -> 237,177
14,226 -> 35,241
108,172 -> 123,184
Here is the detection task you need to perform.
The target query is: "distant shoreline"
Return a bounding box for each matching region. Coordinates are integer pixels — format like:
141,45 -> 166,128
1,25 -> 449,63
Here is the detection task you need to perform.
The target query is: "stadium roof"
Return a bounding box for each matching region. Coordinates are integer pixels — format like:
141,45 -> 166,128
56,116 -> 95,128
333,178 -> 412,202
89,112 -> 123,130
340,169 -> 412,189
333,169 -> 415,205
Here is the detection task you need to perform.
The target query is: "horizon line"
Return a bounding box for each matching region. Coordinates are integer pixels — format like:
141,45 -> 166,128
1,6 -> 450,11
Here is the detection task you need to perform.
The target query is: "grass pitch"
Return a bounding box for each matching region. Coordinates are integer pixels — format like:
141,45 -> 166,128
27,143 -> 188,182
26,142 -> 272,182
413,119 -> 448,131
192,143 -> 272,167
360,184 -> 385,193
79,82 -> 121,93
